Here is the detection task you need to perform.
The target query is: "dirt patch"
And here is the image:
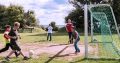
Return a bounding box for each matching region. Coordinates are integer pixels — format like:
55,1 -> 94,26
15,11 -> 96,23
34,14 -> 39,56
0,42 -> 94,61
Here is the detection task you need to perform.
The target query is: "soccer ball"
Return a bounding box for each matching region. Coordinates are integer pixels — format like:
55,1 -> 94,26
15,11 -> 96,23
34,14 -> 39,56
29,50 -> 34,58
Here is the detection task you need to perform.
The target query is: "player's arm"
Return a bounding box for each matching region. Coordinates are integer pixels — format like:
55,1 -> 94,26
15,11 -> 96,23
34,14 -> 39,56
65,25 -> 68,32
4,34 -> 10,39
9,36 -> 17,39
75,31 -> 79,40
18,35 -> 21,39
8,32 -> 17,39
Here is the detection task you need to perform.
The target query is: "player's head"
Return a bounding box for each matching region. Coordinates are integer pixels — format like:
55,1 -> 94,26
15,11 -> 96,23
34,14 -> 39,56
14,22 -> 20,29
5,25 -> 11,31
49,24 -> 51,26
68,19 -> 72,23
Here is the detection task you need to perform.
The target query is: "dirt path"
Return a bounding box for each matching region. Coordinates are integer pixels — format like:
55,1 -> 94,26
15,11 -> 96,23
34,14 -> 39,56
0,43 -> 94,61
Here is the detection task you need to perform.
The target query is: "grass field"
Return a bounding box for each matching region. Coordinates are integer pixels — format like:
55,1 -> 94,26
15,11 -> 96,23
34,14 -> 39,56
0,28 -> 120,63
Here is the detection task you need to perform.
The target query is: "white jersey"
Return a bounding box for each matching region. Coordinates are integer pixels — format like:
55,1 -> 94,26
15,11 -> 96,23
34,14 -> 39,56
47,26 -> 53,33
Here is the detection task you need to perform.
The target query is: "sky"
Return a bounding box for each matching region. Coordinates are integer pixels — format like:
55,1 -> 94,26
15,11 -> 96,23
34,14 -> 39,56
0,0 -> 75,25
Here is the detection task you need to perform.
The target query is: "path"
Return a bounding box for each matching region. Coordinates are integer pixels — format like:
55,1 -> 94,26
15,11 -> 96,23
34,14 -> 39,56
0,43 -> 94,61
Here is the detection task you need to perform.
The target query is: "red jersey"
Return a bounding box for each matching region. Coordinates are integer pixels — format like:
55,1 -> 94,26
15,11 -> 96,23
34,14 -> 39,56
4,30 -> 10,43
66,23 -> 73,32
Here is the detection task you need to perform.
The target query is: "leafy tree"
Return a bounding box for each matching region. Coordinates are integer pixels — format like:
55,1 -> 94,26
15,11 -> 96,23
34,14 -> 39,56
0,5 -> 6,29
50,21 -> 58,31
112,0 -> 120,24
50,21 -> 56,28
24,10 -> 36,27
0,4 -> 37,29
65,8 -> 84,29
6,5 -> 24,27
66,0 -> 119,31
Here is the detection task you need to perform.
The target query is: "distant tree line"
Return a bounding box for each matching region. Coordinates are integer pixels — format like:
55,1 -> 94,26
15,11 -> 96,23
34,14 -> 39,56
65,0 -> 120,31
0,4 -> 37,29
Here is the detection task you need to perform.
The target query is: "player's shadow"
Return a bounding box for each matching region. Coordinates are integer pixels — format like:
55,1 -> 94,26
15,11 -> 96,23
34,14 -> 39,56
56,53 -> 75,57
69,58 -> 120,63
44,45 -> 69,63
28,33 -> 46,36
69,58 -> 85,63
48,44 -> 68,47
28,32 -> 68,36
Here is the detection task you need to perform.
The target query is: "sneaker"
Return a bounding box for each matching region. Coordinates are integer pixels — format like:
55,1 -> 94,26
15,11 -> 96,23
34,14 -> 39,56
15,51 -> 20,58
78,50 -> 80,53
23,56 -> 29,60
5,57 -> 10,61
16,52 -> 20,58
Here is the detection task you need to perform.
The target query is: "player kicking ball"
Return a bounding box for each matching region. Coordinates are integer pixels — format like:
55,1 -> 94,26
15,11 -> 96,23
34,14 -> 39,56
5,22 -> 29,61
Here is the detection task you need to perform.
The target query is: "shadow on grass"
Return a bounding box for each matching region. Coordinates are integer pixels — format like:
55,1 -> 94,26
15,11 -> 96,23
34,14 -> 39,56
69,58 -> 85,63
56,53 -> 75,57
12,59 -> 22,63
28,33 -> 46,36
45,45 -> 69,63
69,58 -> 120,63
28,32 -> 68,36
28,32 -> 85,37
34,40 -> 47,42
48,44 -> 68,47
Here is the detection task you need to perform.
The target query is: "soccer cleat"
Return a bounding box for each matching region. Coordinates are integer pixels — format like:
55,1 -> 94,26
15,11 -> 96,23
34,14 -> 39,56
5,57 -> 10,61
23,56 -> 29,60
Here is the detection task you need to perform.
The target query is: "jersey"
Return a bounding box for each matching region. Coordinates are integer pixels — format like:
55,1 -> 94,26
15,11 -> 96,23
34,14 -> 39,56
66,23 -> 73,32
4,31 -> 10,44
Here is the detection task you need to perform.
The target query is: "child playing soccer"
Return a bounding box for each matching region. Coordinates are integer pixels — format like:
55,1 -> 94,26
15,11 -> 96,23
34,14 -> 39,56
66,19 -> 74,44
72,27 -> 80,54
47,24 -> 53,41
5,22 -> 28,61
0,25 -> 18,57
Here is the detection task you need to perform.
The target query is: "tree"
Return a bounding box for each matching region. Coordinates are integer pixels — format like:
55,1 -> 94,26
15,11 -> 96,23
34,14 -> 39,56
66,0 -> 117,31
65,8 -> 84,29
50,21 -> 58,31
0,4 -> 37,29
0,5 -> 7,28
24,10 -> 36,27
6,5 -> 24,27
50,21 -> 56,28
112,0 -> 120,24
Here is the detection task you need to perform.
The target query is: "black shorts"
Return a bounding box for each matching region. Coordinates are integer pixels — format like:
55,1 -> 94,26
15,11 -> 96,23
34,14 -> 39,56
10,42 -> 21,51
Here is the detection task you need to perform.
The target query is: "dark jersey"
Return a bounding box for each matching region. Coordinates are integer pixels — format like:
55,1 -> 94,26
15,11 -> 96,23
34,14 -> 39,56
8,28 -> 17,42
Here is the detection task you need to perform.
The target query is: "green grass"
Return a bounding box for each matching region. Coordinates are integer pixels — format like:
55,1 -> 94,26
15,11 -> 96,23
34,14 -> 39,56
0,53 -> 69,63
18,32 -> 85,44
0,54 -> 120,63
0,28 -> 120,63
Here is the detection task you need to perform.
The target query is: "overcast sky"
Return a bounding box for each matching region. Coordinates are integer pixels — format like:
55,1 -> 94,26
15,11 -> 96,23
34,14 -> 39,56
0,0 -> 75,25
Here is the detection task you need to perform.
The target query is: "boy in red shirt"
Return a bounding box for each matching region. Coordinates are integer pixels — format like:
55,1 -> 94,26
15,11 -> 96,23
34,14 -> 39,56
66,19 -> 74,44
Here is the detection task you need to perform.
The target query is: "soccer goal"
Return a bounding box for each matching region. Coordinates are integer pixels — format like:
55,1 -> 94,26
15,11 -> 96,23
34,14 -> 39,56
84,4 -> 120,60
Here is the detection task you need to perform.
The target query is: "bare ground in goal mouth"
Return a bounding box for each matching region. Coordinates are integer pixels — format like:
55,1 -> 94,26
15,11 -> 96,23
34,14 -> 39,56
0,42 -> 95,61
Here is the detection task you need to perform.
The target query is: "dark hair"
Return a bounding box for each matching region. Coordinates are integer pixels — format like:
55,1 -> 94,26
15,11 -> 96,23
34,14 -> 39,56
14,22 -> 20,26
5,25 -> 11,29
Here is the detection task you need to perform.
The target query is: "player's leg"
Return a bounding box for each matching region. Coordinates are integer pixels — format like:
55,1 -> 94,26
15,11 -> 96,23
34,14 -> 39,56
5,50 -> 15,61
47,33 -> 49,40
49,33 -> 52,41
13,42 -> 29,60
74,38 -> 80,53
0,43 -> 10,53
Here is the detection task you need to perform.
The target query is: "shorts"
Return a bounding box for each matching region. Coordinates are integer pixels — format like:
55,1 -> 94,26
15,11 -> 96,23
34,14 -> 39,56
10,42 -> 21,51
